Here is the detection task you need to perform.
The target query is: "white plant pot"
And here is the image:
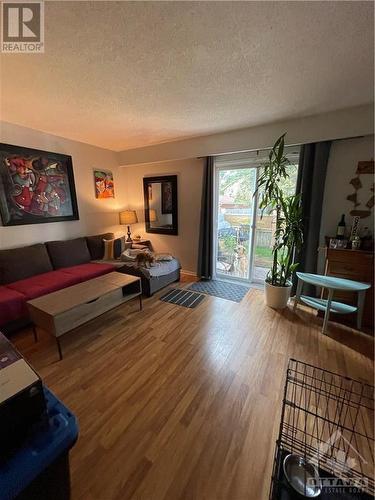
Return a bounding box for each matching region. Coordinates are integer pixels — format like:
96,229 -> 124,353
264,281 -> 292,309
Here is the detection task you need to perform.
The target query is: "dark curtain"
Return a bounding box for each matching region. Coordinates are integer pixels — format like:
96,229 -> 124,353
198,157 -> 214,279
293,141 -> 332,293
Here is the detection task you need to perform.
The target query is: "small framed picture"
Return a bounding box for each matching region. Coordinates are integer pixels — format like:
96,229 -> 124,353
329,238 -> 348,249
94,170 -> 115,199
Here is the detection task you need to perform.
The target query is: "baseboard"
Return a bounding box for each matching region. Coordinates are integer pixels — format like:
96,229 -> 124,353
180,269 -> 198,277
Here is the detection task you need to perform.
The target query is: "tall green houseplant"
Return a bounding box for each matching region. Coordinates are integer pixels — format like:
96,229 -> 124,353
256,133 -> 303,289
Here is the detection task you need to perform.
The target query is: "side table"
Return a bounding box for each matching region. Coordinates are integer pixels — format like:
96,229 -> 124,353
294,272 -> 371,334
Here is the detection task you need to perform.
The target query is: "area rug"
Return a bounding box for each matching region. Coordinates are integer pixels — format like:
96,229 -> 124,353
160,288 -> 205,308
188,279 -> 250,303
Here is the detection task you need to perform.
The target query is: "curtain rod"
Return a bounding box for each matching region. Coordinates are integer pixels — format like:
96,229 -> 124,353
196,135 -> 367,159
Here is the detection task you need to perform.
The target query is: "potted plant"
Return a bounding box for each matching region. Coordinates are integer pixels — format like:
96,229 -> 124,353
255,133 -> 304,309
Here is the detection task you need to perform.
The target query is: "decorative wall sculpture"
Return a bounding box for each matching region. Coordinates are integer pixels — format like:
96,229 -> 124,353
347,160 -> 374,218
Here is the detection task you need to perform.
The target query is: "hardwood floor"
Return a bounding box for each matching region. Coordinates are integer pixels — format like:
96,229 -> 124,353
13,279 -> 374,500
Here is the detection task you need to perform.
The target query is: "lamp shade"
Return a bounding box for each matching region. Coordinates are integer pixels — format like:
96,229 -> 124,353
119,210 -> 138,225
149,209 -> 158,222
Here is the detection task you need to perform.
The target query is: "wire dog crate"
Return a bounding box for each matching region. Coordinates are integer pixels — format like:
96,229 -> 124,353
270,359 -> 374,499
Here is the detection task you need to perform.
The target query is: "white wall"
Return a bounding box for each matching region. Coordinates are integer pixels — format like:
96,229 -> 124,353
118,104 -> 374,165
122,158 -> 204,273
0,121 -> 127,249
318,134 -> 374,271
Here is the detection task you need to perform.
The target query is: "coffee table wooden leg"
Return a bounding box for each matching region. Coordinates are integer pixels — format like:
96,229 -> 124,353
56,337 -> 63,361
32,325 -> 38,343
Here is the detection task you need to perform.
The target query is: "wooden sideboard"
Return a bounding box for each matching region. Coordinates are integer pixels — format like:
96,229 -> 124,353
322,248 -> 374,332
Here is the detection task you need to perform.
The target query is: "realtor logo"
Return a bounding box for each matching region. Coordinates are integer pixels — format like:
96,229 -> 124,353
1,1 -> 44,53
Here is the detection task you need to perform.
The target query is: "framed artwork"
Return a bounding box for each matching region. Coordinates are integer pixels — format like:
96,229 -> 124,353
94,170 -> 115,199
0,143 -> 79,226
161,181 -> 173,214
329,238 -> 348,249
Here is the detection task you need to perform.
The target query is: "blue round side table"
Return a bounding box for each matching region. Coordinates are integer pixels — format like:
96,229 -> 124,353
294,272 -> 371,334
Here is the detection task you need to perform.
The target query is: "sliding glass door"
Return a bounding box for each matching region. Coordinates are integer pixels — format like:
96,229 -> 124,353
213,148 -> 300,285
213,164 -> 258,284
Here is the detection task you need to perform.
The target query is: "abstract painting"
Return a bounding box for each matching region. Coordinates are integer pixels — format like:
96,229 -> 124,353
94,170 -> 115,199
0,143 -> 79,226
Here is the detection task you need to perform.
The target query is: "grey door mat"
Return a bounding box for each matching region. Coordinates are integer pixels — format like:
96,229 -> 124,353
160,288 -> 205,308
188,280 -> 250,302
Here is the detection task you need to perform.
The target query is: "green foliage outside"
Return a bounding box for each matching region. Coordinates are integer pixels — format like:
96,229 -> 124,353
219,168 -> 255,205
219,233 -> 272,268
220,234 -> 237,253
255,246 -> 273,259
219,163 -> 298,205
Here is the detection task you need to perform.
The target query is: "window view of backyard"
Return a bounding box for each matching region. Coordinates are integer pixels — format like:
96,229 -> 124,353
215,162 -> 298,283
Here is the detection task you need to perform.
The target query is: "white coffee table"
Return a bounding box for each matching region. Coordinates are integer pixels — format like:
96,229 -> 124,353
28,272 -> 141,360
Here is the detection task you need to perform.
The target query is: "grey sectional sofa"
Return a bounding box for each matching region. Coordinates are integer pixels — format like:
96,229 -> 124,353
0,232 -> 180,333
92,234 -> 181,296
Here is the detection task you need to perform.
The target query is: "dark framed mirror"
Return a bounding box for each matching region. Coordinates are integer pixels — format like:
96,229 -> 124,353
143,175 -> 178,235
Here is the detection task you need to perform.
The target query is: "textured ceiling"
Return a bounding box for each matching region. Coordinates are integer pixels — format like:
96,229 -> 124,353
1,1 -> 374,151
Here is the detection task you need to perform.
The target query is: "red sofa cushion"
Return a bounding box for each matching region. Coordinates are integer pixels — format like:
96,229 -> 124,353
7,270 -> 82,301
0,287 -> 28,327
1,263 -> 115,328
60,262 -> 115,281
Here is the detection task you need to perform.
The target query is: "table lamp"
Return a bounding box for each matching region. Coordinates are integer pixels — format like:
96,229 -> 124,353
119,210 -> 138,242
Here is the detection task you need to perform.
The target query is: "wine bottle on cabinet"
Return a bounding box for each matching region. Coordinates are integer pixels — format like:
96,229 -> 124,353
336,214 -> 346,239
